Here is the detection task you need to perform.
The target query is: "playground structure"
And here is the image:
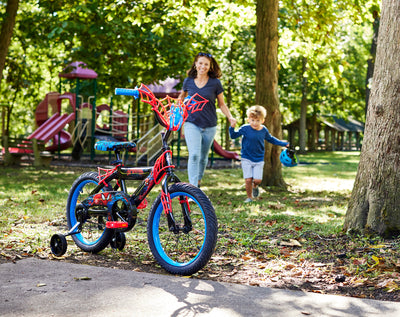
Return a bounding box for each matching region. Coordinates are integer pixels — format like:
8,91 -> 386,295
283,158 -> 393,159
2,63 -> 240,166
33,92 -> 75,152
27,62 -> 133,161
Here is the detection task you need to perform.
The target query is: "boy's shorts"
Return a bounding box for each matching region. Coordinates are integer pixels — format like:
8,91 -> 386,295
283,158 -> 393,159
241,158 -> 264,180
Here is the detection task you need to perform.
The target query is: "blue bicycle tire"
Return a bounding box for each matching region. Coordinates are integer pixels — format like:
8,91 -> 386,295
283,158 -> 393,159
66,172 -> 113,253
147,183 -> 218,275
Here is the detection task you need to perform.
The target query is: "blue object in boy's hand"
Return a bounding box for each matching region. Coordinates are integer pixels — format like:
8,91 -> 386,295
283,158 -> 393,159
280,148 -> 298,167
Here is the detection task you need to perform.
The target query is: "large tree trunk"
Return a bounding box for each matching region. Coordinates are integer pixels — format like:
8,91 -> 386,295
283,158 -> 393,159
0,0 -> 20,83
344,0 -> 400,237
256,0 -> 286,188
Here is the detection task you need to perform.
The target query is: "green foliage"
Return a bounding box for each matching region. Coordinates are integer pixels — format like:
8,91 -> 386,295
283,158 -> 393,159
0,0 -> 380,137
278,0 -> 380,123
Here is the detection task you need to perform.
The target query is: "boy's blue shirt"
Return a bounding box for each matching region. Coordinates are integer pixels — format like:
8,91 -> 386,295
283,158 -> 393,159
229,124 -> 288,162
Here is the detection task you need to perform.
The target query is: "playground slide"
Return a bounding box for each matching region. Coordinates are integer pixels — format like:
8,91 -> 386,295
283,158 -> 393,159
28,112 -> 74,151
45,130 -> 72,152
213,140 -> 240,160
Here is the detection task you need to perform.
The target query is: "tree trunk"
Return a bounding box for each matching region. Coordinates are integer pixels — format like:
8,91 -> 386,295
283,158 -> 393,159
365,10 -> 380,118
299,57 -> 308,153
344,0 -> 400,237
256,0 -> 286,188
310,109 -> 317,151
0,0 -> 20,83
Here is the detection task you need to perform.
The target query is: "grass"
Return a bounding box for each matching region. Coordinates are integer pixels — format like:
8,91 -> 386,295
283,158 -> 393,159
0,151 -> 358,259
1,151 -> 400,299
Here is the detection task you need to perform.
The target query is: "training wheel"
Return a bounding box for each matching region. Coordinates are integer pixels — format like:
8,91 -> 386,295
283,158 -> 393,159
50,234 -> 68,256
110,232 -> 126,250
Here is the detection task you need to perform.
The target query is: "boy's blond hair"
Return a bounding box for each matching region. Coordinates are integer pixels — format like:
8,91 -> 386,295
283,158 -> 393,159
246,105 -> 266,120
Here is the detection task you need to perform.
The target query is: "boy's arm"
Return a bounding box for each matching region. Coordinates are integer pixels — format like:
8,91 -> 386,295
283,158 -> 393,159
229,126 -> 241,139
264,127 -> 289,147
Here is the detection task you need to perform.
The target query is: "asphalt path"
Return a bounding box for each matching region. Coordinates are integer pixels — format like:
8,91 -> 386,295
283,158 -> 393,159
1,258 -> 400,317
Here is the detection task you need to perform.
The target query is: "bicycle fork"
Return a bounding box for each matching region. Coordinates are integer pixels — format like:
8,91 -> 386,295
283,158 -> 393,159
160,181 -> 193,234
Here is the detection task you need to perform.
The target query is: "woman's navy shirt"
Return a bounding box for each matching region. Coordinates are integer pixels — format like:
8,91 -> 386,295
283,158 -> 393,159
182,77 -> 224,128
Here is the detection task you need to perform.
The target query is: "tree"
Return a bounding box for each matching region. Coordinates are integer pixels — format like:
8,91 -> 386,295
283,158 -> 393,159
365,6 -> 380,117
278,0 -> 379,152
344,0 -> 400,237
0,0 -> 20,137
255,0 -> 286,187
0,0 -> 20,84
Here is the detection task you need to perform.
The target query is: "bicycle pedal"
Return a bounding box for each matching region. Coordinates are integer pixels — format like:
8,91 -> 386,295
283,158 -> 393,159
106,221 -> 129,229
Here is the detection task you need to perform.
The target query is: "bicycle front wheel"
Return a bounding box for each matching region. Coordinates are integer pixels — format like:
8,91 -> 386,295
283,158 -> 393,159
147,183 -> 218,275
66,172 -> 113,253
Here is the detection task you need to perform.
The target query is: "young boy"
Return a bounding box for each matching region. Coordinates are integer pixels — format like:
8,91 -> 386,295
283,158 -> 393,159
229,105 -> 289,203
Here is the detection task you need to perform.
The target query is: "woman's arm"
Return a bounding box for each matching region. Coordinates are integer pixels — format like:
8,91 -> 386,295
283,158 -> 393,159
217,92 -> 237,127
178,90 -> 188,100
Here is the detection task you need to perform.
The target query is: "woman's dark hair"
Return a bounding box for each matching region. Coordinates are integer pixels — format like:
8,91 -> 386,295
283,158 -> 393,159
187,53 -> 222,79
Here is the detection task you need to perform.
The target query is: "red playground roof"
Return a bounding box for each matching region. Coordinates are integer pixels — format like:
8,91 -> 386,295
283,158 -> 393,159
59,61 -> 98,79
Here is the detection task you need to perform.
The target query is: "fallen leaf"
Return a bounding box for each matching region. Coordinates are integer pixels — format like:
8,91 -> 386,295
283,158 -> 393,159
371,255 -> 384,266
285,263 -> 296,270
352,258 -> 367,265
241,255 -> 253,261
74,276 -> 92,281
280,239 -> 302,247
368,244 -> 387,249
377,279 -> 399,292
1,252 -> 12,258
265,220 -> 277,226
352,278 -> 368,286
295,225 -> 304,231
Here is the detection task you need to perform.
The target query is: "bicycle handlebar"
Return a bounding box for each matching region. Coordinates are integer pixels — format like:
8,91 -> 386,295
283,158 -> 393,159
115,88 -> 140,99
115,84 -> 208,131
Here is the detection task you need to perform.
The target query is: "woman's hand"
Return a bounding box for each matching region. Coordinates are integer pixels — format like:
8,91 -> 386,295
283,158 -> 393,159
229,117 -> 237,128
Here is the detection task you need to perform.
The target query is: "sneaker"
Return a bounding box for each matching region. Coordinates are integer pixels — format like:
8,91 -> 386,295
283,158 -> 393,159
244,198 -> 253,203
252,186 -> 259,198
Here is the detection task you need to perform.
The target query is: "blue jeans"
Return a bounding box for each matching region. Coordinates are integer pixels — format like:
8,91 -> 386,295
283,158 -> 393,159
184,122 -> 217,186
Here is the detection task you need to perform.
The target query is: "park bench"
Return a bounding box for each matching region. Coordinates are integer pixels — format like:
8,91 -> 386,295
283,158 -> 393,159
1,136 -> 53,167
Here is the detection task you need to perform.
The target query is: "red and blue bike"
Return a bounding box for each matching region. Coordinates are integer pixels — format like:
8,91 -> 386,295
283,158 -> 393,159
50,84 -> 218,275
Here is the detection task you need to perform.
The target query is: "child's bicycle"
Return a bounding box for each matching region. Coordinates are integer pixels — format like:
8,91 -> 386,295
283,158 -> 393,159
50,84 -> 218,276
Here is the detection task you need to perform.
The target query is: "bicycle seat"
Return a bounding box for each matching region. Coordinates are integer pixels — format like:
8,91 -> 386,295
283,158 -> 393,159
95,141 -> 136,152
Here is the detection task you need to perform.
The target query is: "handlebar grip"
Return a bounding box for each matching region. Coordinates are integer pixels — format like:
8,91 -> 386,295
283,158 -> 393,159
115,88 -> 140,99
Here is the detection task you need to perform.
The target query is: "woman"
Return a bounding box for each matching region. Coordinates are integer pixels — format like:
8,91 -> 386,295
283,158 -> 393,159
179,52 -> 237,187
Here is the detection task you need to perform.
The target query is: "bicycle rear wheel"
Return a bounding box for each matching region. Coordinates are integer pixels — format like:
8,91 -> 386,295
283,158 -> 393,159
66,172 -> 113,253
147,183 -> 218,275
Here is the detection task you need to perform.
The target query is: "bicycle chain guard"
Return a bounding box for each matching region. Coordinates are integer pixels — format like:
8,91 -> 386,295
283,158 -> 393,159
80,191 -> 137,230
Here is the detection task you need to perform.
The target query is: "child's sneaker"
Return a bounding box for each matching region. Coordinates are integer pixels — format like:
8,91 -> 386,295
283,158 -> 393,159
252,186 -> 259,198
244,198 -> 253,203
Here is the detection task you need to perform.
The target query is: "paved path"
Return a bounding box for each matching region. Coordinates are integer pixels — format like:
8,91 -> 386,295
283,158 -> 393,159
1,258 -> 400,317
